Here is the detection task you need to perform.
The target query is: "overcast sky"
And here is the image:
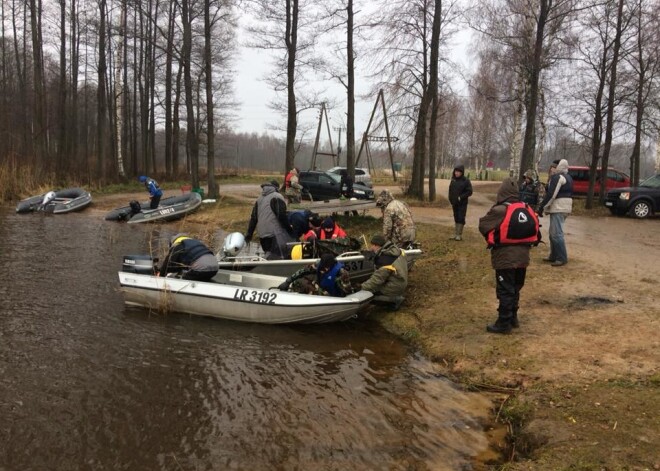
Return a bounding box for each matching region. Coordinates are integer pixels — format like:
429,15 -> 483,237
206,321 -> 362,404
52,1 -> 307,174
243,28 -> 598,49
232,15 -> 475,139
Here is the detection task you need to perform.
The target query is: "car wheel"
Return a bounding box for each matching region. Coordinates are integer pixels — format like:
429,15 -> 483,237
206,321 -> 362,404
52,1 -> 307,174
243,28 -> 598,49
630,200 -> 652,219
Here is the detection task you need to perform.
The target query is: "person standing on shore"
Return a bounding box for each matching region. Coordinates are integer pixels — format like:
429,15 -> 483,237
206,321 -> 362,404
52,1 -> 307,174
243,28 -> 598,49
538,159 -> 573,267
448,165 -> 473,241
479,178 -> 536,334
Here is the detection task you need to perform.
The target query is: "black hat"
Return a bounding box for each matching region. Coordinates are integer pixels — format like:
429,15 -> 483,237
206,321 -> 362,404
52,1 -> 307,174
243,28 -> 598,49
309,214 -> 322,227
370,233 -> 387,246
322,217 -> 335,230
319,253 -> 336,270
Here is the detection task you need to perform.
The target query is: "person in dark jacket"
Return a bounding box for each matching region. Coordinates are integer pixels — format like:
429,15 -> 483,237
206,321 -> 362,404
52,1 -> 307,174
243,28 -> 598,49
277,253 -> 353,297
139,175 -> 163,209
478,178 -> 531,334
519,169 -> 545,213
538,158 -> 573,266
448,165 -> 473,241
245,181 -> 296,260
288,209 -> 312,239
159,234 -> 218,281
360,233 -> 408,310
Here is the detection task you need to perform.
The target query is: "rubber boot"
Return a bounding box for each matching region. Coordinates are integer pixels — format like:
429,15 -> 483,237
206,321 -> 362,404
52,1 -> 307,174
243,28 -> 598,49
449,224 -> 459,240
511,310 -> 519,328
454,223 -> 464,241
486,312 -> 513,334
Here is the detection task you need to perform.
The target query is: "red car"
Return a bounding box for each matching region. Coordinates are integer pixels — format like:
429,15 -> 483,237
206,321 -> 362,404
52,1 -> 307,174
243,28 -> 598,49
567,166 -> 630,195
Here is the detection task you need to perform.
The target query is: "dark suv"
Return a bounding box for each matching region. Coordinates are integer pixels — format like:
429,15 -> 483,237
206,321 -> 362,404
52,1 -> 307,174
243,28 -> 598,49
298,171 -> 375,201
604,174 -> 660,219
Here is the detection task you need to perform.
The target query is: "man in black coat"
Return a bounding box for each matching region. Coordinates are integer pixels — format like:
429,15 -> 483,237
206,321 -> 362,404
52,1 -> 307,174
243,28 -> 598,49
448,165 -> 473,241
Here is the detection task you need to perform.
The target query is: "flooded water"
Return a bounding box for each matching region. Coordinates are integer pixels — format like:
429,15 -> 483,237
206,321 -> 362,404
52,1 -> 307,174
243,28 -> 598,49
0,207 -> 497,470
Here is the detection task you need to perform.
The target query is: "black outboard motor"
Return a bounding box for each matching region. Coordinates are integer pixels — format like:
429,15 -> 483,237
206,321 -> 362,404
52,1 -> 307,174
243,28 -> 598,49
122,255 -> 156,275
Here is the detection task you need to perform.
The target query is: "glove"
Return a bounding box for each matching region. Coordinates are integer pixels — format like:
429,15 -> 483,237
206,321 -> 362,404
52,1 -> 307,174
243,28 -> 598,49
244,234 -> 252,244
278,278 -> 292,291
537,209 -> 544,218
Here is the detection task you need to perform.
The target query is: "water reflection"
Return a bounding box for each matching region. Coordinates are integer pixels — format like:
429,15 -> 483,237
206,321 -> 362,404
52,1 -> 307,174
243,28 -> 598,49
0,207 -> 492,470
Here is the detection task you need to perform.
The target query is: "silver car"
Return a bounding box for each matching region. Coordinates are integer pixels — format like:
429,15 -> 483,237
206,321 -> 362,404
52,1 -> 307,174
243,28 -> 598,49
327,166 -> 373,188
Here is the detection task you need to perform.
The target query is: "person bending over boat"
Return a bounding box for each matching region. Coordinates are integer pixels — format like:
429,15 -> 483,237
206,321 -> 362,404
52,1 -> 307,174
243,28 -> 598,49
320,217 -> 348,240
158,234 -> 218,281
138,175 -> 163,209
277,253 -> 353,297
302,213 -> 323,241
359,233 -> 408,310
245,181 -> 296,260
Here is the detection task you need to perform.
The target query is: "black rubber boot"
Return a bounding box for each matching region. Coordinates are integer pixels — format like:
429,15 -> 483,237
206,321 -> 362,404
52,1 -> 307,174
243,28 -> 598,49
486,313 -> 513,334
511,309 -> 519,328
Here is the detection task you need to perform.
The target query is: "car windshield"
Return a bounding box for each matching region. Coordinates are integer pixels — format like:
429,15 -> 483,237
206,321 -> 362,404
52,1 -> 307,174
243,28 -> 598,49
640,175 -> 660,188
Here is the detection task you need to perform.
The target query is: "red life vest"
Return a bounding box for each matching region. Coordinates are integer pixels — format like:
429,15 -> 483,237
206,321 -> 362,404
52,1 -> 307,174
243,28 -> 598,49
285,171 -> 293,188
487,202 -> 541,247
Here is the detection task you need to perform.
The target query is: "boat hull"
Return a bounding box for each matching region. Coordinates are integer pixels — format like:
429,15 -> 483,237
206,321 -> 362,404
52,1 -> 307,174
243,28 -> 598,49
118,269 -> 373,324
105,192 -> 202,223
16,188 -> 92,214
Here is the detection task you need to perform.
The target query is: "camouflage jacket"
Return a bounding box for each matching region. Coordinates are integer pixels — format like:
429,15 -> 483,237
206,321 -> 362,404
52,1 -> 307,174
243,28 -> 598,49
288,263 -> 353,297
383,200 -> 416,247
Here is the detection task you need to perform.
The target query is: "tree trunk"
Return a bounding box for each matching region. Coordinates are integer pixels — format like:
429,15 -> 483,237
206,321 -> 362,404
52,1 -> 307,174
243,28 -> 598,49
182,0 -> 199,188
284,0 -> 299,175
599,0 -> 625,205
427,0 -> 441,202
519,0 -> 549,180
29,0 -> 47,165
205,0 -> 218,199
96,0 -> 107,181
114,0 -> 127,177
346,0 -> 355,180
164,0 -> 177,177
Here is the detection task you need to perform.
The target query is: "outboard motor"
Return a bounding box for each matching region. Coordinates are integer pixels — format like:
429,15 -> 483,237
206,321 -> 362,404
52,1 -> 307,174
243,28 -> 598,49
41,191 -> 57,208
122,255 -> 156,275
222,232 -> 246,257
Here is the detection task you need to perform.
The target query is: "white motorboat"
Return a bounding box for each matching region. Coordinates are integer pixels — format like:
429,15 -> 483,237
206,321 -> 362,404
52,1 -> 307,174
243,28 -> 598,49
118,256 -> 373,324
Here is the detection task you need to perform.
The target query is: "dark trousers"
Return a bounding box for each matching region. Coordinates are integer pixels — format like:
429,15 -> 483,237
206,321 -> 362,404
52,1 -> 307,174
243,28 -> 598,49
495,268 -> 526,317
259,236 -> 288,260
150,194 -> 161,209
452,201 -> 468,224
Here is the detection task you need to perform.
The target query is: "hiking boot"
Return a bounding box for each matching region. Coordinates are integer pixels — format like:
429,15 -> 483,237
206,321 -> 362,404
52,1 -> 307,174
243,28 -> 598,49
551,260 -> 566,267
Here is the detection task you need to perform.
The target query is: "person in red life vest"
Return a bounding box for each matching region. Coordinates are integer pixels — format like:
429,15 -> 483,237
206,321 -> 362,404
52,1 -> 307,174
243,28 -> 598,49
302,213 -> 323,241
284,167 -> 303,203
478,178 -> 534,334
320,217 -> 347,240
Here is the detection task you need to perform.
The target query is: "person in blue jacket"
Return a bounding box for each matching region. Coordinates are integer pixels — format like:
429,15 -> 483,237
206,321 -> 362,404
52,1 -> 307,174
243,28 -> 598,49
277,253 -> 353,297
139,175 -> 163,209
158,234 -> 218,281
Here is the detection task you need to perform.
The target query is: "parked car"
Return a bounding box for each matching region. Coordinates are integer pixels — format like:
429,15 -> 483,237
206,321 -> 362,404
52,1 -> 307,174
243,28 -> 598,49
327,166 -> 373,188
298,171 -> 375,201
567,166 -> 630,195
604,174 -> 660,219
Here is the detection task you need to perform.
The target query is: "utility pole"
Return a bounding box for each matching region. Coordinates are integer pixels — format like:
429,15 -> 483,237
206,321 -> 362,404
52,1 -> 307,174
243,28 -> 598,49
333,126 -> 346,166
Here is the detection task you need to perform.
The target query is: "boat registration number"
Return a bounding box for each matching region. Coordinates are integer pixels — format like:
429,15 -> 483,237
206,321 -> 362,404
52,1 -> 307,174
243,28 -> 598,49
159,207 -> 176,215
344,261 -> 364,272
233,289 -> 277,304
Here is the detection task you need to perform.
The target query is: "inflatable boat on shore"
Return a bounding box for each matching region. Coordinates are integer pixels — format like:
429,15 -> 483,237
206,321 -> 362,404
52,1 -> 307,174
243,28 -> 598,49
105,192 -> 202,223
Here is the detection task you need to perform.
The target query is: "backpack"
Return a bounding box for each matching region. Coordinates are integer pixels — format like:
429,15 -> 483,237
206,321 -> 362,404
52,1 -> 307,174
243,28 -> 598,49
487,202 -> 541,248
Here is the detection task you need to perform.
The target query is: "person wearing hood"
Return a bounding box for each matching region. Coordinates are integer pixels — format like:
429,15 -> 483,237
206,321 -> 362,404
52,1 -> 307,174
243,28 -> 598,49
360,233 -> 408,310
448,165 -> 473,241
138,175 -> 163,209
245,181 -> 296,260
478,178 -> 531,334
538,158 -> 573,266
375,189 -> 416,248
158,234 -> 218,281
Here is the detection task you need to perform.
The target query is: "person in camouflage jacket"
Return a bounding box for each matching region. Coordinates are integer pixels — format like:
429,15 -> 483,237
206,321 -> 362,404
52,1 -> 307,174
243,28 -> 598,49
375,189 -> 416,247
360,234 -> 408,310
